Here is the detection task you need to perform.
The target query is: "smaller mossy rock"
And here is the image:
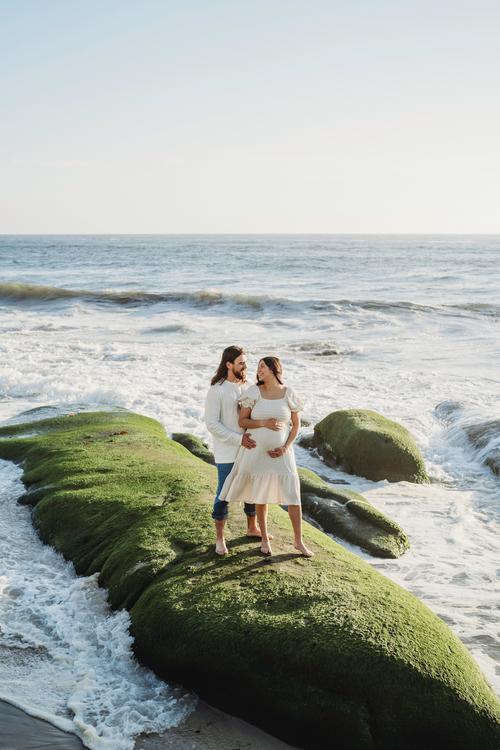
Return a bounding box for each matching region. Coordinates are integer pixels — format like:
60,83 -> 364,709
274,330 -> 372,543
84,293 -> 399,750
171,432 -> 215,465
313,409 -> 429,483
298,468 -> 409,558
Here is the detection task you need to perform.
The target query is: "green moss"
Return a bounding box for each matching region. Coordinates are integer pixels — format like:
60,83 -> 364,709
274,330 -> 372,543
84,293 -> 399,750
171,432 -> 215,465
0,411 -> 498,750
313,409 -> 429,483
298,467 -> 409,558
0,412 -> 214,605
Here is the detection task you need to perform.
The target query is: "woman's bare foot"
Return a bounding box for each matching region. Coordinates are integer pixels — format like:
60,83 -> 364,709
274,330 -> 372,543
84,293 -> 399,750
294,541 -> 314,558
260,541 -> 273,556
215,539 -> 228,556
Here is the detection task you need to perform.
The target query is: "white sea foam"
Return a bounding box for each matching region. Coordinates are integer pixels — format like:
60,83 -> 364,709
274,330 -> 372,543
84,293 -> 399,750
0,460 -> 196,750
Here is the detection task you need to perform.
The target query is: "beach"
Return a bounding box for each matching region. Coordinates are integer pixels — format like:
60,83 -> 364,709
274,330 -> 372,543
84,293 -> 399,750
0,700 -> 83,750
0,234 -> 499,748
0,700 -> 296,750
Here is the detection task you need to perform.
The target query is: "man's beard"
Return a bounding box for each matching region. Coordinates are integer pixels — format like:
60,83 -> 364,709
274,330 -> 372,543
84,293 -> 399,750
235,369 -> 247,382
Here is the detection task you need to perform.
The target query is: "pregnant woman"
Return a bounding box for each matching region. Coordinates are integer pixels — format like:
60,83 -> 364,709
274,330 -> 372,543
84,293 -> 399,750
219,356 -> 314,558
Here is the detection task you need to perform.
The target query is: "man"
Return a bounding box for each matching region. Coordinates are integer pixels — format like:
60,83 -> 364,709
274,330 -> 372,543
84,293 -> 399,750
204,345 -> 264,555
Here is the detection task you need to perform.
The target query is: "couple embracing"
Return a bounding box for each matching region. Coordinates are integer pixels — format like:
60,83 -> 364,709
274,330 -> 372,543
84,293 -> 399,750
204,345 -> 313,558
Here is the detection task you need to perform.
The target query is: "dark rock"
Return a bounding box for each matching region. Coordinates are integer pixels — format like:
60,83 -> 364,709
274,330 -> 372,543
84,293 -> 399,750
465,419 -> 500,476
299,468 -> 409,558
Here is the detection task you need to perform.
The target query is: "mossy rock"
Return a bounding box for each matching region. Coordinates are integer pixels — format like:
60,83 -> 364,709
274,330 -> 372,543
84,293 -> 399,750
171,432 -> 215,465
298,468 -> 409,558
0,411 -> 498,750
313,409 -> 429,483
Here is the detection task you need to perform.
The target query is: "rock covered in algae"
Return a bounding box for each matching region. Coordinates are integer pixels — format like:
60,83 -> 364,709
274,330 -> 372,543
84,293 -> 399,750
312,409 -> 429,483
0,410 -> 498,750
171,432 -> 215,465
298,468 -> 409,558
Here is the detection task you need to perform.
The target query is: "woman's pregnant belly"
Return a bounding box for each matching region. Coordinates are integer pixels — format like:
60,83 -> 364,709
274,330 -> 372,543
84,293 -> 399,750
251,427 -> 289,452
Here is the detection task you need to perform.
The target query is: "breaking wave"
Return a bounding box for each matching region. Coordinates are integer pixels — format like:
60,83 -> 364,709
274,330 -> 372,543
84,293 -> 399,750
1,283 -> 499,320
435,401 -> 500,478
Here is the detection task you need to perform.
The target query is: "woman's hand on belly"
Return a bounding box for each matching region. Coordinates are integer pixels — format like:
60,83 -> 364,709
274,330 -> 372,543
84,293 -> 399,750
263,418 -> 286,431
268,444 -> 289,458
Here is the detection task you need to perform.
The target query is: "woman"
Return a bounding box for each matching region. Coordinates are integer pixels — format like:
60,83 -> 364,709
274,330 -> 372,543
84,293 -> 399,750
219,356 -> 314,558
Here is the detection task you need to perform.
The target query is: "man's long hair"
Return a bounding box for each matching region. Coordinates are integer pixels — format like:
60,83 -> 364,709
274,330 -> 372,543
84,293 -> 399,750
211,345 -> 246,386
256,356 -> 283,385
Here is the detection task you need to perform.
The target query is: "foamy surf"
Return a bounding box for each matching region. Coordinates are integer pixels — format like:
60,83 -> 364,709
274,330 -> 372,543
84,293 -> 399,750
0,460 -> 196,750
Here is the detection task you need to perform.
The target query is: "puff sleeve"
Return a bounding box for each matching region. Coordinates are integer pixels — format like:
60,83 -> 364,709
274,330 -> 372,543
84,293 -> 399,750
239,384 -> 260,409
286,386 -> 304,412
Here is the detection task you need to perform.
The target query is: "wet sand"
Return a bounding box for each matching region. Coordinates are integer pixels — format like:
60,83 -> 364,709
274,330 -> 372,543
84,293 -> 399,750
0,700 -> 82,750
0,699 -> 298,750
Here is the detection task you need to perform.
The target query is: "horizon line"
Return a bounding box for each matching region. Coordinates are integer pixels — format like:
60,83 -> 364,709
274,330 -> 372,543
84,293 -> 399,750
1,232 -> 500,237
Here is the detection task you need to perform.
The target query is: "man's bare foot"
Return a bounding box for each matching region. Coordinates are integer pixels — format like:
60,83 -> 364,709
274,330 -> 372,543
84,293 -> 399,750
260,542 -> 273,556
294,541 -> 314,558
247,528 -> 274,540
215,539 -> 228,556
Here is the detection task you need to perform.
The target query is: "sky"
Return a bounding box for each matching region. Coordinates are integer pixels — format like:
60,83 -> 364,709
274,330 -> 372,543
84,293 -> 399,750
1,0 -> 499,233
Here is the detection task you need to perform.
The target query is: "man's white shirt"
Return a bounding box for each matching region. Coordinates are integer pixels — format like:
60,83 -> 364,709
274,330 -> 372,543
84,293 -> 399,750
204,380 -> 247,463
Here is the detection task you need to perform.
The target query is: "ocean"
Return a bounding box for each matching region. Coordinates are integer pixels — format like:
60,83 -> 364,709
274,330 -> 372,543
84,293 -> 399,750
0,234 -> 499,749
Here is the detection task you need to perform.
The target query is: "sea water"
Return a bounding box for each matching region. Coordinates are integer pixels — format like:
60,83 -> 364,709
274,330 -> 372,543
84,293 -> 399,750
0,234 -> 499,746
0,460 -> 195,750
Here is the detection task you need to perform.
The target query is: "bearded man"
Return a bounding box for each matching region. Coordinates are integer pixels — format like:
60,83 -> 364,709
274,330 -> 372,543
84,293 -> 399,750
204,345 -> 266,555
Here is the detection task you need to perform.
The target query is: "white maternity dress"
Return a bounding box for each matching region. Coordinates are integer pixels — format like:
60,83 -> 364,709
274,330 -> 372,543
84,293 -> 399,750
219,384 -> 303,505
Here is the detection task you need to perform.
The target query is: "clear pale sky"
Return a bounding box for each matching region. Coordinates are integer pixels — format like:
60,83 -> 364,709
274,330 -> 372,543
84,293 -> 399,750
1,0 -> 499,233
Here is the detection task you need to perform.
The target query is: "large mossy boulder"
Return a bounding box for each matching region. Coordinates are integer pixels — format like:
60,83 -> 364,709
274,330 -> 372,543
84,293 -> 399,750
313,409 -> 429,483
298,468 -> 409,558
0,410 -> 498,750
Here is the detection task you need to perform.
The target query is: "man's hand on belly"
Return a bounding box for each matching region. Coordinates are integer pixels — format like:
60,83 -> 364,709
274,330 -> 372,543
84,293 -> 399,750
242,433 -> 256,449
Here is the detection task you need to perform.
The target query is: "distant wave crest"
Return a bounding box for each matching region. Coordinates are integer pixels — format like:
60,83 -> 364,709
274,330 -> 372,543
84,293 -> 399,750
445,302 -> 500,318
1,282 -> 498,319
0,283 -> 268,310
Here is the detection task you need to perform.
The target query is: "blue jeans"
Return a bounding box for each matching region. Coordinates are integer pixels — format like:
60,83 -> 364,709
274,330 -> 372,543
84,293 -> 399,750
212,462 -> 256,521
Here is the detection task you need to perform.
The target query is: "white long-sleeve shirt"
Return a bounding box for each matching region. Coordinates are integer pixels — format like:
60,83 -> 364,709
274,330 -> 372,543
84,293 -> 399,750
204,380 -> 246,463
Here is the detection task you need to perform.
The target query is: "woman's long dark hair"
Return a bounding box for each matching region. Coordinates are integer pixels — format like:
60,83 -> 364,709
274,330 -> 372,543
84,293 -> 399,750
211,345 -> 246,385
257,356 -> 283,385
